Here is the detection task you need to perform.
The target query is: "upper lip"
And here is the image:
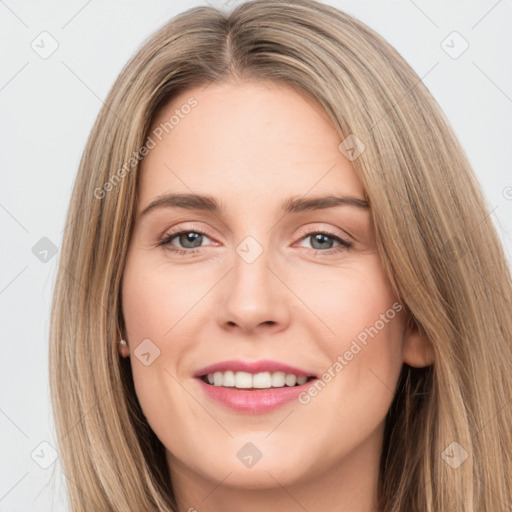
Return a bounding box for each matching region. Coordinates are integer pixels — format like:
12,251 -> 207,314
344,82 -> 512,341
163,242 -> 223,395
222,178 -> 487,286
194,359 -> 317,378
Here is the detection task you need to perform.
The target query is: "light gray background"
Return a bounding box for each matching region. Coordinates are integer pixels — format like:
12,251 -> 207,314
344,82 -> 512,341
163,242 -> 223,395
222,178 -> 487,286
1,0 -> 511,510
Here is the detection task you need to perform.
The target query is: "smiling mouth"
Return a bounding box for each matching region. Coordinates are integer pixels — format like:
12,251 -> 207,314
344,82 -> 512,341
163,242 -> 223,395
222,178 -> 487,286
199,371 -> 317,389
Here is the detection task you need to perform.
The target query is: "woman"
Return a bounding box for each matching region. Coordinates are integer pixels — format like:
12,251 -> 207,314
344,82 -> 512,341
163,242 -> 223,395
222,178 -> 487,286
49,0 -> 512,510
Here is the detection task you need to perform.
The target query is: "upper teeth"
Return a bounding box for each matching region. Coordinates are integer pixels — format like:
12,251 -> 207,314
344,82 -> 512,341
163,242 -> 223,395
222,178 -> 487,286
206,371 -> 308,388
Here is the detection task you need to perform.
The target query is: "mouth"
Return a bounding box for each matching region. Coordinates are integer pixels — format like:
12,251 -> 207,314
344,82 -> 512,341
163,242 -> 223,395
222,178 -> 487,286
194,360 -> 318,413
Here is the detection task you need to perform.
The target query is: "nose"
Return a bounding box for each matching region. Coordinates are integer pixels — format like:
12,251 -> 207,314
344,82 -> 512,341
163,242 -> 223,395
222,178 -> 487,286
216,245 -> 291,335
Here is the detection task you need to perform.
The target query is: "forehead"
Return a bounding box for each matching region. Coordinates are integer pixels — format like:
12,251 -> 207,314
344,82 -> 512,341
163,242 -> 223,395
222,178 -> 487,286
138,80 -> 364,208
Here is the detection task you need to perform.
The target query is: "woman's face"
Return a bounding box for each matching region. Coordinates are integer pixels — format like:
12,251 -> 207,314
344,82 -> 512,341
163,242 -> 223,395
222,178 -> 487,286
121,80 -> 430,497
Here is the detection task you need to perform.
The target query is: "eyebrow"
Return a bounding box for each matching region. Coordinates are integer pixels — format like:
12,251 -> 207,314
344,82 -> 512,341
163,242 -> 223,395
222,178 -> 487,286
140,192 -> 370,217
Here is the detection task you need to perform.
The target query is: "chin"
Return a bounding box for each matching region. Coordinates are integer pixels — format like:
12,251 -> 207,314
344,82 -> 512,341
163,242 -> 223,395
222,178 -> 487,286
202,460 -> 308,489
170,441 -> 313,489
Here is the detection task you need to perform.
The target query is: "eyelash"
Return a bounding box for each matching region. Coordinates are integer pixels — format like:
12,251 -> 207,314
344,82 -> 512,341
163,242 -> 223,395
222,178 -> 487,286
156,227 -> 353,256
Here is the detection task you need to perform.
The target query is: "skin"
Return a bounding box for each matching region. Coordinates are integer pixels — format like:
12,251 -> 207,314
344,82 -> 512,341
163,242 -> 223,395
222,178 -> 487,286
120,80 -> 433,512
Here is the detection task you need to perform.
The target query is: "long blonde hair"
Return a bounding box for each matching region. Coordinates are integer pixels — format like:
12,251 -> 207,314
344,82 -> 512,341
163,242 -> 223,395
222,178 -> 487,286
49,1 -> 512,510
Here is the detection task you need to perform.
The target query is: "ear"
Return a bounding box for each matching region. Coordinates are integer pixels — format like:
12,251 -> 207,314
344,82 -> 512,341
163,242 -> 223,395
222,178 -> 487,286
403,318 -> 434,367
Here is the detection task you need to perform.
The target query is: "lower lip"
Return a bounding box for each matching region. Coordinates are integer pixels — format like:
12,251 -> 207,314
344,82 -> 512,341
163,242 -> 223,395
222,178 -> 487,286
196,378 -> 317,414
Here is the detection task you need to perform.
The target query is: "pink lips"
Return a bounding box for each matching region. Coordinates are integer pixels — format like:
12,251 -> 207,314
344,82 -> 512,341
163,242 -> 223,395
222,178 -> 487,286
194,359 -> 318,414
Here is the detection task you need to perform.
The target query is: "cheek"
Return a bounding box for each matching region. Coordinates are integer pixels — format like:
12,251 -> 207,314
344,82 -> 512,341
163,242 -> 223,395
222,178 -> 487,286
121,255 -> 196,344
121,255 -> 207,437
290,271 -> 404,471
292,255 -> 403,354
295,256 -> 405,413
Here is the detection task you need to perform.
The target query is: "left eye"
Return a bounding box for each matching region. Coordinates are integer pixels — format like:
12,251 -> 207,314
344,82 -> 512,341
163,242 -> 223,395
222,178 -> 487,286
158,230 -> 352,253
297,232 -> 352,251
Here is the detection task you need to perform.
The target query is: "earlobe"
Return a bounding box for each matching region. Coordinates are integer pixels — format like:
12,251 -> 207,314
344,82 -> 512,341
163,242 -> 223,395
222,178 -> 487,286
402,321 -> 434,367
118,339 -> 130,358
